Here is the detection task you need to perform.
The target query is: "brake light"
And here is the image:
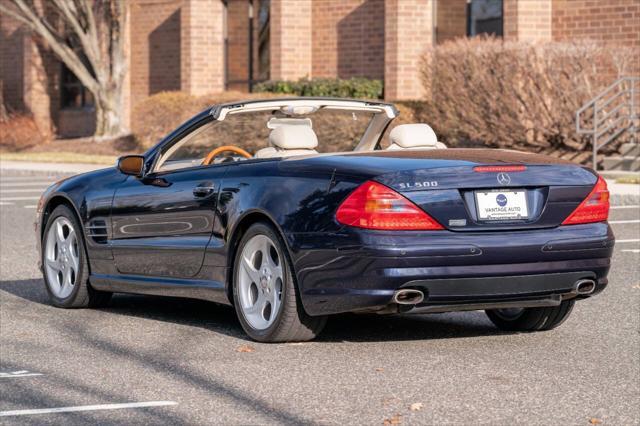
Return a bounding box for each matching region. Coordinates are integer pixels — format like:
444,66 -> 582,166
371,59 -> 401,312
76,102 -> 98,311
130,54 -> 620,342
336,181 -> 444,230
562,176 -> 610,225
473,165 -> 527,172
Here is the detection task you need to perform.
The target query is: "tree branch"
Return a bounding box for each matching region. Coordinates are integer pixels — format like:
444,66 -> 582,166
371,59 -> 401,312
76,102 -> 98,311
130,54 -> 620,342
7,0 -> 100,94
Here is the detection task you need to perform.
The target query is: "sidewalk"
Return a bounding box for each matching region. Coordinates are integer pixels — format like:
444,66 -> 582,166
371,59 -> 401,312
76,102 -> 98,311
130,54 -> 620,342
1,160 -> 638,205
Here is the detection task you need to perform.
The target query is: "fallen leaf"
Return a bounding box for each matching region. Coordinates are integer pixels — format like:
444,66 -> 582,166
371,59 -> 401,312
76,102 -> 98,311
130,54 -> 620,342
383,414 -> 402,425
375,368 -> 384,372
410,402 -> 424,412
589,418 -> 602,425
236,344 -> 255,353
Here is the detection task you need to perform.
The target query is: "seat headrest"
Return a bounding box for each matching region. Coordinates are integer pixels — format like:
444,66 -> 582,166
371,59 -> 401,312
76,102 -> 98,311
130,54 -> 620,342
389,124 -> 438,148
269,125 -> 318,150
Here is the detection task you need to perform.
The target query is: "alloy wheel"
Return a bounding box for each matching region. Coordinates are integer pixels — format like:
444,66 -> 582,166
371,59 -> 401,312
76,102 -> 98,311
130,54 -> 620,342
44,217 -> 80,299
237,234 -> 284,330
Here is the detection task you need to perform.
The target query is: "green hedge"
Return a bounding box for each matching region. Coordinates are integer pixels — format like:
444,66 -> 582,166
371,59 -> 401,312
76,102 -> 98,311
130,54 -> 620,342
253,77 -> 383,99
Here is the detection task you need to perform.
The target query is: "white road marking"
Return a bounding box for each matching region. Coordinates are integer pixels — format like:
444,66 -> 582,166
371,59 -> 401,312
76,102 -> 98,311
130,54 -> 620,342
0,201 -> 14,205
0,196 -> 41,201
0,182 -> 53,187
609,220 -> 640,224
0,176 -> 58,182
616,239 -> 640,243
610,205 -> 639,210
0,188 -> 46,193
0,401 -> 178,417
0,371 -> 43,379
621,249 -> 640,253
23,205 -> 37,209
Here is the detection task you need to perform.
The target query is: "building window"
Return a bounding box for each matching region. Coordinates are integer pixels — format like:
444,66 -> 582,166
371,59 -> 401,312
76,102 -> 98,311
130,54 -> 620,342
60,64 -> 94,109
467,0 -> 503,37
256,0 -> 270,82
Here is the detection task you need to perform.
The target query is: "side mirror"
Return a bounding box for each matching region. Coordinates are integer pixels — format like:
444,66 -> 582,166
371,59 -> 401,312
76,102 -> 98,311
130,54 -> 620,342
117,155 -> 145,177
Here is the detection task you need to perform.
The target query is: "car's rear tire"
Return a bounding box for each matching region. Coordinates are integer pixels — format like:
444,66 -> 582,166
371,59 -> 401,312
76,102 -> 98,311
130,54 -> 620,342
485,300 -> 575,332
42,205 -> 112,308
232,222 -> 326,342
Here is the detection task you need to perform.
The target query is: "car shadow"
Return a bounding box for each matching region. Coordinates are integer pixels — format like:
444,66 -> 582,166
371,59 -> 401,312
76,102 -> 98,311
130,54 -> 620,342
1,278 -> 512,343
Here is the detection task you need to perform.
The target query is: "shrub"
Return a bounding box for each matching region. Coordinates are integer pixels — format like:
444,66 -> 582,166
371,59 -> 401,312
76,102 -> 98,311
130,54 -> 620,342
133,90 -> 397,153
0,114 -> 47,151
254,77 -> 383,99
418,37 -> 638,154
132,91 -> 277,148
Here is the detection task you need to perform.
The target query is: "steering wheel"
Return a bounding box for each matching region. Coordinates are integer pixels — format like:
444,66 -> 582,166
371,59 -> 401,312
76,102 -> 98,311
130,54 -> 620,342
202,145 -> 252,165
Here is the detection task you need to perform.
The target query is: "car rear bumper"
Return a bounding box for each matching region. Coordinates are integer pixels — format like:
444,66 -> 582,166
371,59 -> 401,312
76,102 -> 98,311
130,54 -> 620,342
287,223 -> 614,316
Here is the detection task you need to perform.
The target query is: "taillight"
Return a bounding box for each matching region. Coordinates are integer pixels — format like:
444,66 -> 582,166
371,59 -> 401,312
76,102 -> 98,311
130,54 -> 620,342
336,181 -> 444,230
562,176 -> 610,225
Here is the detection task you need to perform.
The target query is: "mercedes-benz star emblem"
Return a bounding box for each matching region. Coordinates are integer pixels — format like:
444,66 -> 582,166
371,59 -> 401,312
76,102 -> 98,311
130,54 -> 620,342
497,172 -> 511,185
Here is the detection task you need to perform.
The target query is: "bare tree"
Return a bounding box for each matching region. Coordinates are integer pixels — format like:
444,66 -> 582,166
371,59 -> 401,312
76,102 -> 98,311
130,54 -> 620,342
0,0 -> 129,138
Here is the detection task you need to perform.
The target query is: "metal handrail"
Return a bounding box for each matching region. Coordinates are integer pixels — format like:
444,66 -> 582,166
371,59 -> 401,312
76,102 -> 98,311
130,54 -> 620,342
576,77 -> 639,170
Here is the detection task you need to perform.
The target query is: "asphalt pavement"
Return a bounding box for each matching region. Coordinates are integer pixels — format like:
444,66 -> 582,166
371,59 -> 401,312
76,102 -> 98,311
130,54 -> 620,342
1,171 -> 639,425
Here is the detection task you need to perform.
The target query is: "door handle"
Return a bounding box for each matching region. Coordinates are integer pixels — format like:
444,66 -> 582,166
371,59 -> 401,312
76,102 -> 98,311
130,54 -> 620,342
193,183 -> 215,197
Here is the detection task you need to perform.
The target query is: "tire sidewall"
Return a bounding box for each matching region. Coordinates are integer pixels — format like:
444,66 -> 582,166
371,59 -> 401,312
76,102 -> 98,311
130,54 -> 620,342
41,205 -> 88,307
232,222 -> 294,341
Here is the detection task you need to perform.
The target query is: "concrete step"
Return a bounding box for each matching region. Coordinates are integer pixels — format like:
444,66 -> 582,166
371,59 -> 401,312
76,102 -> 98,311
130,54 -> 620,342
601,156 -> 640,171
618,142 -> 640,157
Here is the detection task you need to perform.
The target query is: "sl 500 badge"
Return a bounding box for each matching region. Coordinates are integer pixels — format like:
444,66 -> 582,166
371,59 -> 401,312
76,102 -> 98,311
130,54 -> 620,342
397,181 -> 438,189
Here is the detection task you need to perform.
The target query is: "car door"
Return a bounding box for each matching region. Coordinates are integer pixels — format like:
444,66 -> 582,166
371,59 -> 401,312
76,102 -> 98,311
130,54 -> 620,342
109,117 -> 228,279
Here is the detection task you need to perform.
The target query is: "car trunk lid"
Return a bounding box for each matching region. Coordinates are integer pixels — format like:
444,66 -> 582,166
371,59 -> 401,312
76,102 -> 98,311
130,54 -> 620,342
373,163 -> 597,231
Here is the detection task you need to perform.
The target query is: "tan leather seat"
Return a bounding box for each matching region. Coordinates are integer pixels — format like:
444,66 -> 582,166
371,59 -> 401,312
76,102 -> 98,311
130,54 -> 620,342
386,124 -> 447,150
254,125 -> 319,158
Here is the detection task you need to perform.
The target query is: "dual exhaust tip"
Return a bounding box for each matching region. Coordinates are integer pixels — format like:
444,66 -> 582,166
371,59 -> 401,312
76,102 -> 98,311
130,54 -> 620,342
574,279 -> 596,295
392,279 -> 597,306
392,289 -> 425,305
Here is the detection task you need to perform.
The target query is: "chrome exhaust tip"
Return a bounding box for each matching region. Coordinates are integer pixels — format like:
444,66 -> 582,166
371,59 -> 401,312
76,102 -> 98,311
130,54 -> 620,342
392,289 -> 424,305
575,279 -> 596,295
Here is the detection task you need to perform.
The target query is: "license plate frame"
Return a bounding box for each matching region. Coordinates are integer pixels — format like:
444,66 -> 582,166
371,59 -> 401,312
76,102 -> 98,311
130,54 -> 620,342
475,189 -> 529,221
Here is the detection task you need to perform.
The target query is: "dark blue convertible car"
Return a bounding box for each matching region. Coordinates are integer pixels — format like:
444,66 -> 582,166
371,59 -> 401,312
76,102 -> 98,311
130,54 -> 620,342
36,98 -> 614,342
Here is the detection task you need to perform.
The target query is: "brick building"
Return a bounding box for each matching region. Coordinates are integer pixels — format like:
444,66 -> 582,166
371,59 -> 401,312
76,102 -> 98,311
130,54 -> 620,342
1,0 -> 638,138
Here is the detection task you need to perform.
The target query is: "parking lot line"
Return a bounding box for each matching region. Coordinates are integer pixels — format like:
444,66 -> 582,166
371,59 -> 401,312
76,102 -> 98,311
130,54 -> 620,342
616,239 -> 640,243
0,188 -> 47,193
0,182 -> 53,187
23,205 -> 37,209
0,196 -> 41,201
609,220 -> 640,224
0,401 -> 178,417
610,205 -> 640,210
0,371 -> 43,378
622,249 -> 640,253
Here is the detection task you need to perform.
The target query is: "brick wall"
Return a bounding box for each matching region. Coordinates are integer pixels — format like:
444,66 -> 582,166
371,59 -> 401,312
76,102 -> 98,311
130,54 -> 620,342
0,12 -> 58,136
0,13 -> 25,111
384,0 -> 434,100
180,0 -> 224,95
270,0 -> 312,80
311,0 -> 384,80
436,0 -> 467,43
504,0 -> 552,41
552,0 -> 640,48
130,0 -> 183,110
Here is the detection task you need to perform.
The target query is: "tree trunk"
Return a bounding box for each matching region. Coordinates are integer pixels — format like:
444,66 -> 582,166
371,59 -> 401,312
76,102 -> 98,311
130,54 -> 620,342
92,85 -> 125,139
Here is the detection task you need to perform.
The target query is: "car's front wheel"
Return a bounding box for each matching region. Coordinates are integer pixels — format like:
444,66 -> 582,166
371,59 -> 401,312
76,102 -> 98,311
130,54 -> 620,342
485,300 -> 575,332
232,222 -> 326,342
42,205 -> 111,308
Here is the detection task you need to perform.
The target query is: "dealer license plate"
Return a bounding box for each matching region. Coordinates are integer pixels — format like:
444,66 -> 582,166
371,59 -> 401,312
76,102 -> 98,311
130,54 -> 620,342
475,190 -> 529,220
